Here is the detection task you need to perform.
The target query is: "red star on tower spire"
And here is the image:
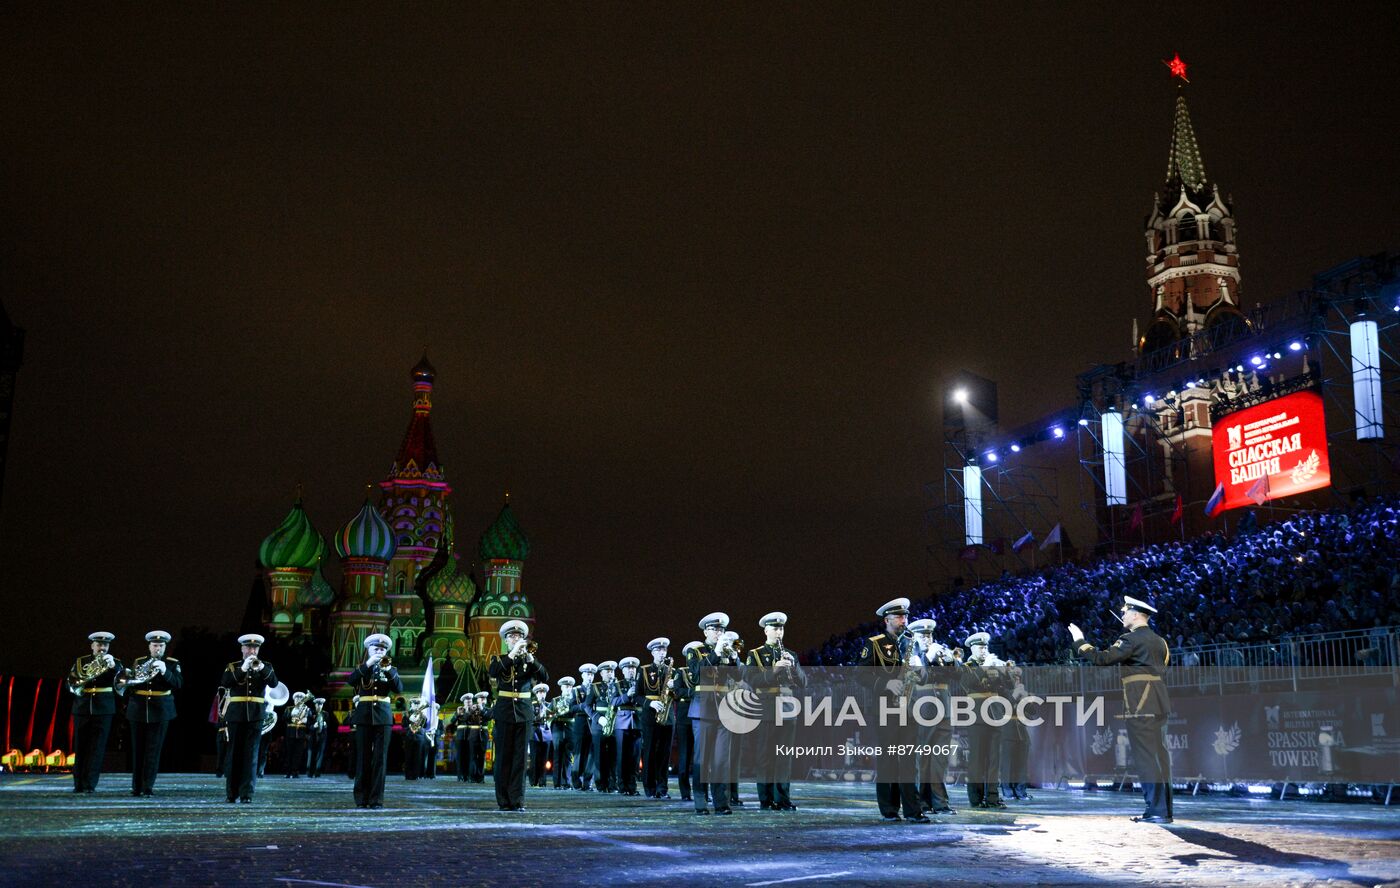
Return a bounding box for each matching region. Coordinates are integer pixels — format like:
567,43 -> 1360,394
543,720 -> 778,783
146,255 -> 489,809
1164,53 -> 1190,83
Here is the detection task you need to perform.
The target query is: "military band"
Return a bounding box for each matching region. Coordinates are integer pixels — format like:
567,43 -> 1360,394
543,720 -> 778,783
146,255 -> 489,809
285,691 -> 311,778
749,612 -> 806,811
487,619 -> 548,811
673,643 -> 700,802
307,696 -> 329,778
122,629 -> 181,796
907,618 -> 958,815
689,612 -> 740,815
639,639 -> 675,799
530,682 -> 553,787
451,694 -> 474,781
219,633 -> 277,803
860,599 -> 932,822
586,660 -> 618,792
550,676 -> 577,788
68,631 -> 124,793
960,631 -> 1012,810
572,664 -> 598,790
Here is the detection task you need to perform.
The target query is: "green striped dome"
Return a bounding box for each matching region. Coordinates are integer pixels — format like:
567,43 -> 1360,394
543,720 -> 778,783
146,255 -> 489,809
302,564 -> 336,607
258,501 -> 326,570
479,503 -> 531,562
335,499 -> 396,561
426,552 -> 477,605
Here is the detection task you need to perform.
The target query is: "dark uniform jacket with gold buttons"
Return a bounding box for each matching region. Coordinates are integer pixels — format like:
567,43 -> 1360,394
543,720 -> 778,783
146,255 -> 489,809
1077,625 -> 1172,717
487,654 -> 549,724
348,662 -> 404,726
686,643 -> 743,720
68,654 -> 125,716
219,660 -> 277,724
638,662 -> 675,726
125,656 -> 182,723
859,631 -> 923,698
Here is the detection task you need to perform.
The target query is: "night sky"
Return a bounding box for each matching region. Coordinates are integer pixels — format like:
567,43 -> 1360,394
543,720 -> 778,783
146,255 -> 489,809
3,5 -> 1398,679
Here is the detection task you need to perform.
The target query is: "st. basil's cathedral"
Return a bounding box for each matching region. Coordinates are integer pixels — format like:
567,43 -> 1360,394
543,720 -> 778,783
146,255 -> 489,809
250,354 -> 533,715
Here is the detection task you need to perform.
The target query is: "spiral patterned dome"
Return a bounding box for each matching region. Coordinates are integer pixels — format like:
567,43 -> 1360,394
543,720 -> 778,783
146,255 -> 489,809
426,551 -> 477,605
479,502 -> 530,562
258,501 -> 326,570
335,498 -> 396,561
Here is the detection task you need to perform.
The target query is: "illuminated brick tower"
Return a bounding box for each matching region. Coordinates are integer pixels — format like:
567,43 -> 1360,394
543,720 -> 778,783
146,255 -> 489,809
379,354 -> 452,665
257,498 -> 326,638
468,498 -> 534,663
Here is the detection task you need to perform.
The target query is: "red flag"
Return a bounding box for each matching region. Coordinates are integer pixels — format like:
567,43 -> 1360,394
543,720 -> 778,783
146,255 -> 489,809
1170,494 -> 1183,525
1128,503 -> 1144,532
959,544 -> 979,561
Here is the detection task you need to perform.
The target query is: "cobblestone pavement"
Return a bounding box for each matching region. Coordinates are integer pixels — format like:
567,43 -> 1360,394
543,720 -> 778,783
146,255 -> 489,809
2,774 -> 1397,887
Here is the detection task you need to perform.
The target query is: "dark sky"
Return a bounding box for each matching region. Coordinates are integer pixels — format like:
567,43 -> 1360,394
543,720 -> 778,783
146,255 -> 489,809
3,4 -> 1398,679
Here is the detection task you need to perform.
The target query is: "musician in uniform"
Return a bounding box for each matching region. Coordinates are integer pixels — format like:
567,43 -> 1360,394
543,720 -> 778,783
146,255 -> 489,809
403,696 -> 427,780
529,682 -> 553,787
571,664 -> 597,790
212,687 -> 229,778
1000,661 -> 1032,801
347,633 -> 402,808
586,660 -> 619,792
960,631 -> 1013,810
551,676 -> 577,788
470,691 -> 490,783
639,638 -> 675,799
749,612 -> 806,811
907,618 -> 958,815
451,694 -> 473,781
721,630 -> 747,806
859,598 -> 931,822
1069,596 -> 1174,823
285,691 -> 310,778
611,657 -> 644,796
689,612 -> 742,815
67,631 -> 124,793
219,633 -> 277,804
673,642 -> 701,803
123,629 -> 181,796
487,619 -> 549,811
308,697 -> 329,778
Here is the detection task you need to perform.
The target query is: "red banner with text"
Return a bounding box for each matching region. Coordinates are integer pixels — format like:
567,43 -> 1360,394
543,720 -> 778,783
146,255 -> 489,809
1212,390 -> 1331,512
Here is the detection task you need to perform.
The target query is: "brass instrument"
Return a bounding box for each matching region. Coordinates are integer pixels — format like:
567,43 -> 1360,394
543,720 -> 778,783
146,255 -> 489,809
407,707 -> 426,735
597,680 -> 619,735
125,657 -> 161,685
899,631 -> 926,702
262,682 -> 290,736
372,655 -> 393,683
78,653 -> 115,683
289,697 -> 311,729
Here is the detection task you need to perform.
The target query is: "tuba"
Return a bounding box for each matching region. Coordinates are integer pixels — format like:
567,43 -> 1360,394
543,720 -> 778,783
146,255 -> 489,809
262,682 -> 290,736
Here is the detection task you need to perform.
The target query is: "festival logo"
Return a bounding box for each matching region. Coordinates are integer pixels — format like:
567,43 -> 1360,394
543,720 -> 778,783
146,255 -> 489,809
1212,390 -> 1331,512
1213,722 -> 1241,758
1090,727 -> 1114,756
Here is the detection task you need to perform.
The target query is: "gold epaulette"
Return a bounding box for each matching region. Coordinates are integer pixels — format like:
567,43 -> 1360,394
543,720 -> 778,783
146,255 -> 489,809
868,634 -> 883,643
165,657 -> 179,664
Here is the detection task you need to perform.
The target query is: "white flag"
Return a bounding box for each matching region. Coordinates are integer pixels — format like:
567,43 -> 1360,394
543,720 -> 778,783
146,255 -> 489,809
421,655 -> 439,737
1039,523 -> 1063,550
1246,474 -> 1270,506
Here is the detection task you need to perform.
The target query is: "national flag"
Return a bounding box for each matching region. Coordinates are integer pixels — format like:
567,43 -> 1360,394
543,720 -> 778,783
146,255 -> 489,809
1128,503 -> 1143,532
421,655 -> 439,740
959,544 -> 979,561
1205,482 -> 1226,517
1039,523 -> 1062,550
1012,530 -> 1035,553
1246,474 -> 1271,506
1170,494 -> 1183,525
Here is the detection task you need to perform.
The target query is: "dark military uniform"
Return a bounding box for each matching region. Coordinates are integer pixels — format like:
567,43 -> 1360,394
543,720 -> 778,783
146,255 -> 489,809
914,652 -> 960,813
466,699 -> 488,782
307,703 -> 329,777
67,652 -> 125,792
960,656 -> 1014,808
1000,676 -> 1032,800
549,692 -> 574,787
611,675 -> 644,795
638,661 -> 676,798
125,655 -> 182,795
859,630 -> 924,819
285,697 -> 310,778
403,707 -> 427,780
569,681 -> 594,789
748,643 -> 807,810
450,704 -> 472,781
1077,625 -> 1174,820
487,652 -> 549,809
530,697 -> 553,787
672,665 -> 696,801
687,643 -> 742,813
219,658 -> 277,802
347,661 -> 403,807
584,678 -> 617,792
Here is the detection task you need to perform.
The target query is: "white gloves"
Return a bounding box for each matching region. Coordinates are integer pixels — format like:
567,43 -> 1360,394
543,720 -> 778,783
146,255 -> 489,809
886,679 -> 905,697
597,716 -> 608,727
649,700 -> 665,713
153,660 -> 167,674
242,657 -> 256,673
1068,623 -> 1084,644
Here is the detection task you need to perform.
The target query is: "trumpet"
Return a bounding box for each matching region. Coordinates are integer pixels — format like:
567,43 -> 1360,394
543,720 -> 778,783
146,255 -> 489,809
244,655 -> 263,673
372,655 -> 393,682
718,636 -> 744,659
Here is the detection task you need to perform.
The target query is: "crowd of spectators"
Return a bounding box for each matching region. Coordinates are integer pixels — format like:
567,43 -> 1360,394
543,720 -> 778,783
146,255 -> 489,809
809,496 -> 1400,668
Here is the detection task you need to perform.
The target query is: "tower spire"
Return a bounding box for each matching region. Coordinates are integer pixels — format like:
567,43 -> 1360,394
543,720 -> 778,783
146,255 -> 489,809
1165,94 -> 1207,193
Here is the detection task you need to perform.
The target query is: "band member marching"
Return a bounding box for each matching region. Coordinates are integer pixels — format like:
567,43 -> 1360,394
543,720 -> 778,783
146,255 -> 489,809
674,643 -> 701,803
571,664 -> 598,790
530,683 -> 553,787
586,660 -> 619,792
348,633 -> 402,808
860,598 -> 932,822
219,633 -> 277,804
720,630 -> 747,805
1000,660 -> 1032,801
907,618 -> 958,815
451,694 -> 473,781
639,639 -> 675,799
470,691 -> 490,782
612,657 -> 645,796
960,631 -> 1013,810
487,619 -> 549,811
749,612 -> 807,811
308,696 -> 330,778
67,631 -> 125,793
689,612 -> 742,815
550,676 -> 577,788
404,696 -> 428,780
285,691 -> 311,778
122,629 -> 182,796
1069,596 -> 1174,824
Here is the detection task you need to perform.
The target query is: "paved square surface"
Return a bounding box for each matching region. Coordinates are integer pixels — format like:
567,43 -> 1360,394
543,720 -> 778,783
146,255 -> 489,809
2,774 -> 1397,887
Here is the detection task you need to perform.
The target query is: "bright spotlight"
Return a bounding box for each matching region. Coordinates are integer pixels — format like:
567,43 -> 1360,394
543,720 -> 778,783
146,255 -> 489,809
1289,341 -> 1303,351
1077,418 -> 1089,426
985,451 -> 998,463
953,389 -> 969,405
1010,443 -> 1021,453
1051,426 -> 1065,439
1249,355 -> 1264,366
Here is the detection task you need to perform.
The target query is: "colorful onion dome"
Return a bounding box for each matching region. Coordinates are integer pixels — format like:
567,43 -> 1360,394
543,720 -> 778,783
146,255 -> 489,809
335,498 -> 396,561
426,551 -> 477,605
302,564 -> 335,607
479,502 -> 531,562
258,500 -> 326,570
